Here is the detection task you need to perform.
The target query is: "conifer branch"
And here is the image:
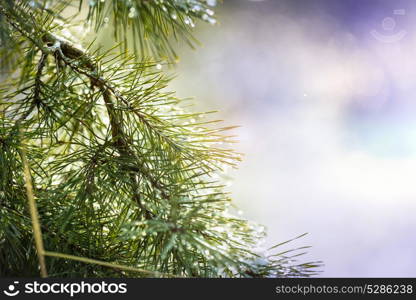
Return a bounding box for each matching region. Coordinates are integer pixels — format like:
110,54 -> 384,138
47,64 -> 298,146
19,128 -> 48,278
54,42 -> 169,217
43,251 -> 181,277
0,0 -> 321,278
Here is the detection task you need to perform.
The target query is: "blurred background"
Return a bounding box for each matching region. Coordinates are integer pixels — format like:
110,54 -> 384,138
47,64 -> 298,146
170,0 -> 416,277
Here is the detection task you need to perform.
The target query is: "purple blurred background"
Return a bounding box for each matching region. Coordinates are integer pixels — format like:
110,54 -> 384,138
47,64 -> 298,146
171,0 -> 416,276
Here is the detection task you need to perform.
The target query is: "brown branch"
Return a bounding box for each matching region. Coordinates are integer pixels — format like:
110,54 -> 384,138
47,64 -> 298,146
53,41 -> 158,219
19,128 -> 48,277
33,53 -> 47,106
50,38 -> 173,203
2,3 -> 172,214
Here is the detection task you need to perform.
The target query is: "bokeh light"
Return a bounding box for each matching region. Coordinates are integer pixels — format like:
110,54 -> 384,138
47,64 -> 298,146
171,0 -> 416,277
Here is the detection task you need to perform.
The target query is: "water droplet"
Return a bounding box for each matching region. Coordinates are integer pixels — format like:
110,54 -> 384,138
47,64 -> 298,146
171,13 -> 177,20
156,64 -> 162,70
192,5 -> 201,12
208,18 -> 216,25
202,14 -> 216,24
207,0 -> 217,6
128,7 -> 137,18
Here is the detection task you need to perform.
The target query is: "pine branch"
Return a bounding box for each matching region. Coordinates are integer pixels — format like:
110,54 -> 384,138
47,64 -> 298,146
0,0 -> 322,278
82,0 -> 218,60
19,128 -> 48,277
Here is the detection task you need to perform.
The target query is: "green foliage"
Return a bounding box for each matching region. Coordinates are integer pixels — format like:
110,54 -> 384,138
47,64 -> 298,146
0,0 -> 321,277
85,0 -> 217,60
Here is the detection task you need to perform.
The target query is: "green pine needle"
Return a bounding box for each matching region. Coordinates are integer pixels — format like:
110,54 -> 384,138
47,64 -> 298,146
0,0 -> 321,277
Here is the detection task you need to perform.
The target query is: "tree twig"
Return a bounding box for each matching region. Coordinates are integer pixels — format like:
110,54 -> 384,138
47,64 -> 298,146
43,251 -> 182,277
19,128 -> 48,278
